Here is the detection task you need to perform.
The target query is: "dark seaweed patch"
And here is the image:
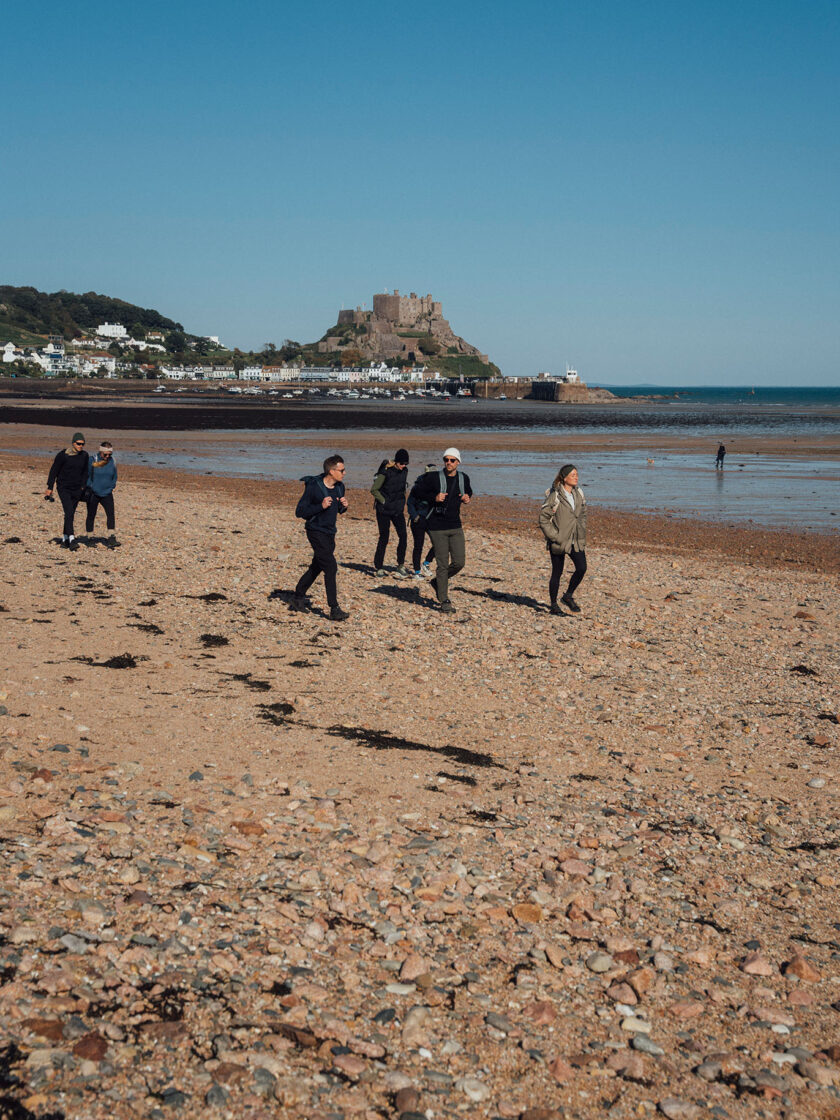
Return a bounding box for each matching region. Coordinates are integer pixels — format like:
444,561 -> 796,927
71,653 -> 149,669
3,537 -> 22,544
325,726 -> 501,769
789,664 -> 818,676
200,634 -> 229,647
129,623 -> 164,635
468,809 -> 498,822
188,592 -> 227,602
226,672 -> 270,692
139,599 -> 157,606
570,772 -> 600,782
289,659 -> 316,668
258,701 -> 295,726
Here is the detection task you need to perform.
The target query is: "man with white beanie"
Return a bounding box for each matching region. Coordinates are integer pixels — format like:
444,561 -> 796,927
408,447 -> 472,613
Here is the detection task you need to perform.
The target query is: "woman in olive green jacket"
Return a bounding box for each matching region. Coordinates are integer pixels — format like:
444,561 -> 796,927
538,463 -> 587,614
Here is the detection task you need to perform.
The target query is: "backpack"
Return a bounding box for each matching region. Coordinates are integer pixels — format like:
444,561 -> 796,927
295,475 -> 328,520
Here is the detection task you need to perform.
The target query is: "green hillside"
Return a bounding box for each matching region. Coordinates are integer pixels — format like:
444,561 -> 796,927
0,285 -> 183,341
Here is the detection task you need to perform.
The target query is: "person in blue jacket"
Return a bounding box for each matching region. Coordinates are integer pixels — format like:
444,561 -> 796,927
291,454 -> 350,621
85,441 -> 119,547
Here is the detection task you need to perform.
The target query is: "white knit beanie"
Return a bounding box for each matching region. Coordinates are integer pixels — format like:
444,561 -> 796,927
442,447 -> 461,462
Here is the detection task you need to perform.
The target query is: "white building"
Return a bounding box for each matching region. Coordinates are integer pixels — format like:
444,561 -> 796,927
2,342 -> 23,363
239,365 -> 264,381
96,323 -> 128,340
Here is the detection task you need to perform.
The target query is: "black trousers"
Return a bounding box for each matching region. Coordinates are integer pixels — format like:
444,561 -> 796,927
295,528 -> 339,607
86,493 -> 115,532
549,548 -> 587,602
373,508 -> 407,568
411,519 -> 435,571
58,487 -> 81,537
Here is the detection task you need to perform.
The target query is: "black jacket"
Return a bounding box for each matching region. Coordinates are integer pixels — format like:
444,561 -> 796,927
411,470 -> 472,530
295,475 -> 346,535
47,449 -> 90,495
371,461 -> 408,516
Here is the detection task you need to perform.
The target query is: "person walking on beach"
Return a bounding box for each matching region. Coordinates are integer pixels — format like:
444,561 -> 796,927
371,448 -> 410,577
407,463 -> 438,580
85,441 -> 119,547
44,432 -> 89,550
411,448 -> 472,614
291,454 -> 350,621
715,443 -> 726,469
539,463 -> 587,615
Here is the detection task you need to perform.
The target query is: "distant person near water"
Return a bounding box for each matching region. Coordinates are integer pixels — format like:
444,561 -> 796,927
45,432 -> 89,550
406,463 -> 438,580
715,443 -> 726,469
370,448 -> 410,577
411,448 -> 472,614
85,441 -> 119,547
291,454 -> 350,622
539,463 -> 588,615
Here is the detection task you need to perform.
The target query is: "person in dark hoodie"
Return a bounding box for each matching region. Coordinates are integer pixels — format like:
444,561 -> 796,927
85,441 -> 119,547
370,448 -> 410,577
45,432 -> 90,550
291,454 -> 349,621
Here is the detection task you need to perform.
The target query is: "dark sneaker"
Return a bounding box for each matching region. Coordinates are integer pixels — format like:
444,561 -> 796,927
549,602 -> 563,615
107,535 -> 121,548
394,565 -> 410,579
289,596 -> 308,612
561,593 -> 581,613
60,539 -> 69,549
329,606 -> 350,622
439,600 -> 455,614
374,568 -> 387,577
68,539 -> 80,551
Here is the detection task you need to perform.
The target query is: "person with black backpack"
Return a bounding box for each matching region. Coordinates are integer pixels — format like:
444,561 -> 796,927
406,463 -> 438,580
409,448 -> 472,613
291,454 -> 350,621
370,448 -> 410,577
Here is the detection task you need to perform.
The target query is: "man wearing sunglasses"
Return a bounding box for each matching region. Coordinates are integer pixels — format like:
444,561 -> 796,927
291,454 -> 350,621
409,447 -> 472,613
45,432 -> 90,550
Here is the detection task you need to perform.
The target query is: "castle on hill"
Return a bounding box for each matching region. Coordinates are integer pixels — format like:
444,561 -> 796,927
318,290 -> 490,365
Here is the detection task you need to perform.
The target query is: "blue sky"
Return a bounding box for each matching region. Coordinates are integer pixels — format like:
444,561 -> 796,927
4,0 -> 838,384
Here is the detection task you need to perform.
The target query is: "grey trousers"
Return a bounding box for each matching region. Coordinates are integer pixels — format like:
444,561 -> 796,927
427,527 -> 465,602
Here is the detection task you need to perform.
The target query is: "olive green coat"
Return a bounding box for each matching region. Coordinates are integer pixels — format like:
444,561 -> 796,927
538,486 -> 587,555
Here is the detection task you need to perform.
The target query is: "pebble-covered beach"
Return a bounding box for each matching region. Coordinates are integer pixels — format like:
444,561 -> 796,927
1,461 -> 838,1120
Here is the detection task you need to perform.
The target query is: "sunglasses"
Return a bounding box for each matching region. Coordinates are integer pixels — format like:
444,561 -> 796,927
74,441 -> 86,447
443,457 -> 458,463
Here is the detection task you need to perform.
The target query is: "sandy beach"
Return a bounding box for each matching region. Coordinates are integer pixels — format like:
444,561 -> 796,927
1,460 -> 839,1119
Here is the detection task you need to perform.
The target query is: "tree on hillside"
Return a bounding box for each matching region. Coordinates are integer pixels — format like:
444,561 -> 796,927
340,347 -> 364,368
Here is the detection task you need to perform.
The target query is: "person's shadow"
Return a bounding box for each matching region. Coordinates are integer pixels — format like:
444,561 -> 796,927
368,583 -> 438,610
459,586 -> 552,612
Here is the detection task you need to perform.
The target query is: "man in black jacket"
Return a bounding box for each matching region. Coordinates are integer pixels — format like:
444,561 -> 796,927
370,448 -> 409,577
291,454 -> 350,621
409,447 -> 472,614
45,433 -> 89,550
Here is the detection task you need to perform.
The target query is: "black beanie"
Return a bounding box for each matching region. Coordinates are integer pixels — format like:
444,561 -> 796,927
395,448 -> 409,464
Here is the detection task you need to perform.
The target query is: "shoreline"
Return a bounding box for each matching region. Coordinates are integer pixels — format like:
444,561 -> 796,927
3,450 -> 839,576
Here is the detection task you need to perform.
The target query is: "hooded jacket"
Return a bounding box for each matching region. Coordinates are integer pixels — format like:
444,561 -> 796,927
539,485 -> 587,554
